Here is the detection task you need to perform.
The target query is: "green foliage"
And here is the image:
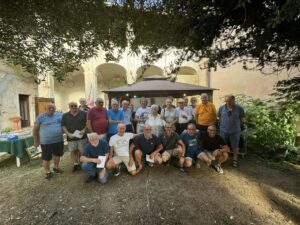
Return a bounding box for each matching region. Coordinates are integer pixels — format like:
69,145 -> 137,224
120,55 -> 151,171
0,0 -> 299,82
236,95 -> 299,159
1,128 -> 12,133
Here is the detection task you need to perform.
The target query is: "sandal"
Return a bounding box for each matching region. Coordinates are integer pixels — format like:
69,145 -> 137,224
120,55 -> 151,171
53,168 -> 64,174
232,160 -> 238,168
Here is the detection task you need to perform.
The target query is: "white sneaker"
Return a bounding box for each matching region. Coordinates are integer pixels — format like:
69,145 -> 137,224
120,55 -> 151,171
213,164 -> 224,174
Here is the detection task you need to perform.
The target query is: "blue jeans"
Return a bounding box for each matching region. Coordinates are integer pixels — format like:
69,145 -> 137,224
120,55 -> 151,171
82,162 -> 110,184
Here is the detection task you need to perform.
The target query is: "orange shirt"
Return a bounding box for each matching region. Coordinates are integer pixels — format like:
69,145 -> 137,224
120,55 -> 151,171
195,102 -> 217,126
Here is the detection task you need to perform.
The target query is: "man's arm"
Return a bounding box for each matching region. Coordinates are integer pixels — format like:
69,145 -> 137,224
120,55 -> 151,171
80,156 -> 100,164
32,123 -> 40,147
150,144 -> 163,158
86,120 -> 93,132
109,146 -> 114,159
177,139 -> 186,156
62,126 -> 74,139
212,104 -> 217,124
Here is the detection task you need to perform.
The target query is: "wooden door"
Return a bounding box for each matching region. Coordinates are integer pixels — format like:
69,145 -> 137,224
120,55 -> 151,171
35,97 -> 55,115
19,95 -> 30,127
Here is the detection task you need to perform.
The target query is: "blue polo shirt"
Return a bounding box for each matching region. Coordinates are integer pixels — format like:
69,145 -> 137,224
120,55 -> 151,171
133,134 -> 161,155
180,132 -> 201,156
82,139 -> 109,159
121,108 -> 132,126
218,104 -> 245,133
35,112 -> 63,145
107,109 -> 124,134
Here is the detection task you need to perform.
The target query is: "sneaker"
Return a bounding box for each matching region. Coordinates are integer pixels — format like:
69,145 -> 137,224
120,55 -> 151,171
179,167 -> 189,174
45,172 -> 53,180
112,164 -> 121,177
213,165 -> 224,174
53,168 -> 64,174
85,176 -> 95,183
195,160 -> 201,169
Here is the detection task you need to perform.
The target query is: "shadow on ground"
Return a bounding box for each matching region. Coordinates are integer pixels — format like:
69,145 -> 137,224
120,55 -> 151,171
0,153 -> 299,225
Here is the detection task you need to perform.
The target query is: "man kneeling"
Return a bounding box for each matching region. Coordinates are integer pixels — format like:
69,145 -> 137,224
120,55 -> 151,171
106,123 -> 137,176
80,133 -> 109,183
129,124 -> 163,173
160,123 -> 187,173
199,125 -> 229,174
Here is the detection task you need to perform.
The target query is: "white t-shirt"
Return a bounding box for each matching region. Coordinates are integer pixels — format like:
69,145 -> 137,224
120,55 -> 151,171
176,107 -> 193,124
145,115 -> 166,137
109,133 -> 134,156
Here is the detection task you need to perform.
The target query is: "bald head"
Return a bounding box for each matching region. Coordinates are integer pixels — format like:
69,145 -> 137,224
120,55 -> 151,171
46,103 -> 56,116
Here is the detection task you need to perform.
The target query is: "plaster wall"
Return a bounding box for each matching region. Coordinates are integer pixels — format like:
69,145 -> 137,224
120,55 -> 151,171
54,75 -> 86,113
209,64 -> 289,108
0,68 -> 36,129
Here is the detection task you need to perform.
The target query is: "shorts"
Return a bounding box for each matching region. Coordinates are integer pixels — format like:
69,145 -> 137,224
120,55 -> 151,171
185,149 -> 201,160
41,142 -> 64,161
199,150 -> 216,160
162,148 -> 179,158
68,139 -> 87,152
112,155 -> 136,172
219,131 -> 241,149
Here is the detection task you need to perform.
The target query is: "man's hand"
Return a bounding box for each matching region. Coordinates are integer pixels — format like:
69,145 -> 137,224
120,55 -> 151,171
150,152 -> 156,159
94,158 -> 101,164
68,133 -> 74,139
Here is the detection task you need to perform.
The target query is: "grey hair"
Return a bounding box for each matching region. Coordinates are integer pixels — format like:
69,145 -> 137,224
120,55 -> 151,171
68,101 -> 77,106
151,104 -> 159,110
111,99 -> 119,106
95,97 -> 104,103
201,93 -> 208,99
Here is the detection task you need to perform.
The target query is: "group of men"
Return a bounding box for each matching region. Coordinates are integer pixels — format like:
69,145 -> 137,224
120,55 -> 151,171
33,94 -> 244,183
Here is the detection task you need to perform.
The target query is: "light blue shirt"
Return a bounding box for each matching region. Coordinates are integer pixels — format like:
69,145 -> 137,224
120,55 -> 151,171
121,108 -> 132,125
107,109 -> 124,134
218,104 -> 245,133
35,112 -> 63,144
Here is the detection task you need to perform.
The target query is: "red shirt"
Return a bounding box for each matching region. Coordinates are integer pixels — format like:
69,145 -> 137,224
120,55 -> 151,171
87,107 -> 108,134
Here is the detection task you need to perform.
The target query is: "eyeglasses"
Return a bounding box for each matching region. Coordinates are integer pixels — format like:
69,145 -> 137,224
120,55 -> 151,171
70,105 -> 77,108
165,127 -> 172,129
187,128 -> 195,130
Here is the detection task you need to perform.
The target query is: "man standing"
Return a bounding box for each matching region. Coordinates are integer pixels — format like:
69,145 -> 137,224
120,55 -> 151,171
135,97 -> 151,133
80,133 -> 110,184
62,101 -> 87,172
175,98 -> 193,134
79,98 -> 90,112
160,123 -> 187,172
195,93 -> 217,131
33,103 -> 64,179
180,123 -> 202,171
106,123 -> 137,176
87,97 -> 108,140
199,125 -> 229,174
121,100 -> 134,133
218,95 -> 245,167
107,99 -> 124,141
129,124 -> 163,173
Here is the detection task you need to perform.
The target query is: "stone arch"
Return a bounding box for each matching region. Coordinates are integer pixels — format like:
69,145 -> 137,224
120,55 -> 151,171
177,66 -> 197,75
176,66 -> 198,84
136,65 -> 164,80
96,63 -> 127,90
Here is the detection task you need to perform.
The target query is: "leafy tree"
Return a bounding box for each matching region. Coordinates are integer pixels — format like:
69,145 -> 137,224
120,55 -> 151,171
0,0 -> 299,82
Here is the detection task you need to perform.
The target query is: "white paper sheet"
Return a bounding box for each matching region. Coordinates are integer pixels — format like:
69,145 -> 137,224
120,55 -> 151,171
146,154 -> 154,163
73,130 -> 83,139
96,156 -> 106,168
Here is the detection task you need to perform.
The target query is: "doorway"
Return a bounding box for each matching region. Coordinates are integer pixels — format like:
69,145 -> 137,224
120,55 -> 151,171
19,94 -> 30,127
35,97 -> 55,115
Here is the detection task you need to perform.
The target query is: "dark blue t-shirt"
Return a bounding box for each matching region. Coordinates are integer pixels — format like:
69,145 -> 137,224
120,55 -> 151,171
82,139 -> 109,159
133,134 -> 161,155
180,132 -> 201,156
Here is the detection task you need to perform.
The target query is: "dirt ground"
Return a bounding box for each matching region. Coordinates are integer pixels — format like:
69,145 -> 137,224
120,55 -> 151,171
0,152 -> 299,225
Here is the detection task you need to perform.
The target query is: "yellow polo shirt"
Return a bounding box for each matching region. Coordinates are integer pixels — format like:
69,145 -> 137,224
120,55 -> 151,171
195,102 -> 217,126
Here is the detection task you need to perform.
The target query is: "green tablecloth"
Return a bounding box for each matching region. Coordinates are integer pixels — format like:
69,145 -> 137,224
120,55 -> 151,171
0,136 -> 33,158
